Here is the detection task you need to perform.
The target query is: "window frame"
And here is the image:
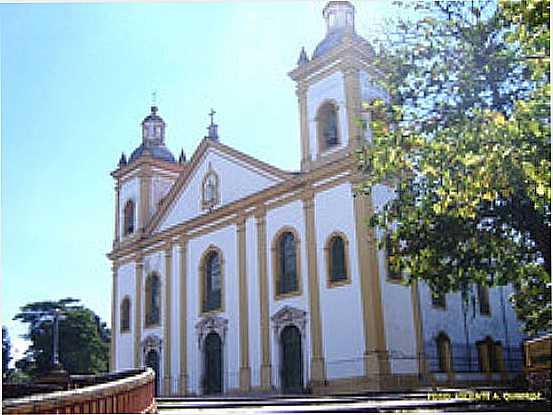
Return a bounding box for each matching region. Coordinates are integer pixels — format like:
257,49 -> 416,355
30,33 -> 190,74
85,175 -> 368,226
120,296 -> 131,333
201,166 -> 220,210
316,100 -> 341,154
477,284 -> 491,315
272,227 -> 302,300
123,199 -> 135,236
325,231 -> 351,288
144,272 -> 161,328
435,332 -> 453,373
199,245 -> 225,315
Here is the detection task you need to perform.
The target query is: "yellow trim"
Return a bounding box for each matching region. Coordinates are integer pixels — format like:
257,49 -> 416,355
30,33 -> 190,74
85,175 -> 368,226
353,190 -> 390,380
120,296 -> 131,334
343,66 -> 361,147
178,237 -> 189,396
410,280 -> 428,378
134,259 -> 144,368
163,245 -> 173,396
271,226 -> 303,301
198,245 -> 225,316
297,85 -> 310,171
255,207 -> 272,389
237,214 -> 251,391
138,166 -> 152,233
303,191 -> 325,383
324,231 -> 352,288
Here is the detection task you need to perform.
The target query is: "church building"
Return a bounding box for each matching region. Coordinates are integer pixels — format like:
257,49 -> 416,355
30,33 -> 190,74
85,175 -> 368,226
108,1 -> 524,396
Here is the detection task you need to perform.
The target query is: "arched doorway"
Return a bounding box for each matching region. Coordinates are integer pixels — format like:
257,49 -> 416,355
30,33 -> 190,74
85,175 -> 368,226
203,332 -> 223,395
280,325 -> 303,393
145,349 -> 160,396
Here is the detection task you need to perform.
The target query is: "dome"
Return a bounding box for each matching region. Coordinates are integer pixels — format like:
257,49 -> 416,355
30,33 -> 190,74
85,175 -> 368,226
312,28 -> 364,59
129,143 -> 176,163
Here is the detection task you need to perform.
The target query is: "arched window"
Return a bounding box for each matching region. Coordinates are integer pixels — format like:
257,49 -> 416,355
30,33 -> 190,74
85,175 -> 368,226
436,332 -> 452,373
325,232 -> 350,287
477,337 -> 503,373
477,284 -> 490,315
120,297 -> 131,332
432,289 -> 446,309
123,200 -> 135,236
145,273 -> 161,327
273,229 -> 301,298
202,249 -> 223,313
201,167 -> 220,210
317,101 -> 339,152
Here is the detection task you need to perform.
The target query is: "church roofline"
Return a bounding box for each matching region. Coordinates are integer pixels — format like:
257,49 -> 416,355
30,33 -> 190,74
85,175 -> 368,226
144,137 -> 296,235
111,153 -> 185,180
107,153 -> 353,262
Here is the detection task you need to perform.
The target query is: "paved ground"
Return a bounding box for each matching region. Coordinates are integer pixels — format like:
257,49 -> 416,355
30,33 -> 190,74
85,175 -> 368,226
156,388 -> 551,413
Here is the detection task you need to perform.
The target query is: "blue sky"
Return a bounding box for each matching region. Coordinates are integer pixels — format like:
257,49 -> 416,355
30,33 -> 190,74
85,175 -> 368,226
1,0 -> 394,362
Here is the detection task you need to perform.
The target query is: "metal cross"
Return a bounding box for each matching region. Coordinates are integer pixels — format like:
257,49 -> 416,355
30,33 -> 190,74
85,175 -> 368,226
209,108 -> 216,125
152,91 -> 157,106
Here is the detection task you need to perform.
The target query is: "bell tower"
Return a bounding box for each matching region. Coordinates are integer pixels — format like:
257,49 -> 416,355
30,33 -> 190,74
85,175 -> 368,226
289,1 -> 384,172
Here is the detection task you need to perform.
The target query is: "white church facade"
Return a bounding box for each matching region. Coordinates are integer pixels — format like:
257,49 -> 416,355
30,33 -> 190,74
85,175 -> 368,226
108,1 -> 524,396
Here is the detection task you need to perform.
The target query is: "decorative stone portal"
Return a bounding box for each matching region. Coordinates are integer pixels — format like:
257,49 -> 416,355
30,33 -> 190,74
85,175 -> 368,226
196,316 -> 228,395
272,306 -> 307,393
141,335 -> 162,396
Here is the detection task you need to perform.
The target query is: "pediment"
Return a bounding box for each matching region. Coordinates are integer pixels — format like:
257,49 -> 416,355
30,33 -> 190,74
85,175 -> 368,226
149,139 -> 292,234
271,305 -> 307,334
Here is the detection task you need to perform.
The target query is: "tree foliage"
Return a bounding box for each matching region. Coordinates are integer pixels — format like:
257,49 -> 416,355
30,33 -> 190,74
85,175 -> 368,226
3,326 -> 12,379
357,0 -> 550,334
13,298 -> 110,376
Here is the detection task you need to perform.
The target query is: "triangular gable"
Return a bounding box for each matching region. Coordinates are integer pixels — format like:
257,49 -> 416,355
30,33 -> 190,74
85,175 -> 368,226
148,139 -> 292,234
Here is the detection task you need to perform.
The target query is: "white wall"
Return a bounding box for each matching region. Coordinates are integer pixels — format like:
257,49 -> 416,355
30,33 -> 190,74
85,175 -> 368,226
116,261 -> 136,370
158,149 -> 281,232
266,200 -> 311,389
315,182 -> 365,379
186,224 -> 239,395
119,176 -> 140,239
306,71 -> 349,160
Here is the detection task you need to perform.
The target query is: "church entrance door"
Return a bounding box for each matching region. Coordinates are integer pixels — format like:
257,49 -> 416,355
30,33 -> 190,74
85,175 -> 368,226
280,325 -> 303,393
203,332 -> 223,395
145,349 -> 160,396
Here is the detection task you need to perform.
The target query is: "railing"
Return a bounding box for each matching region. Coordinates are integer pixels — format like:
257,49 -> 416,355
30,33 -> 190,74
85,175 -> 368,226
2,368 -> 156,414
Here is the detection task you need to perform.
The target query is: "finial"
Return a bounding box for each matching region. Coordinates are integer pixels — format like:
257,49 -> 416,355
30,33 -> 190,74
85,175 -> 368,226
206,108 -> 219,141
178,149 -> 186,164
118,152 -> 127,167
297,47 -> 309,65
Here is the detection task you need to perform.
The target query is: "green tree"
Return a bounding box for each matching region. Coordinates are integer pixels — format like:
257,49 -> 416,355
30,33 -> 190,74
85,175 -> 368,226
14,298 -> 110,376
357,0 -> 550,334
3,326 -> 12,379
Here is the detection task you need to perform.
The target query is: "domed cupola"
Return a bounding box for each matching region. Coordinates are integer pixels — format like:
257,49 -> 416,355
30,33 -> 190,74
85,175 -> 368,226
129,105 -> 175,164
312,1 -> 363,59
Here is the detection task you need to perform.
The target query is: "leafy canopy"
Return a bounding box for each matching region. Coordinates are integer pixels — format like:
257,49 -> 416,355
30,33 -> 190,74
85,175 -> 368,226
357,0 -> 550,334
13,298 -> 110,376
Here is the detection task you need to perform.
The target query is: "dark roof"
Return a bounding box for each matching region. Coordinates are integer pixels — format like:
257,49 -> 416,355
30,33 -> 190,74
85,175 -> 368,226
129,143 -> 175,164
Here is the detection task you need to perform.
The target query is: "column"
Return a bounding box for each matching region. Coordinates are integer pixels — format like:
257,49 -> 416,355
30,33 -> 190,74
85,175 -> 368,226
138,166 -> 151,233
353,191 -> 390,385
111,262 -> 118,372
163,244 -> 173,396
237,213 -> 251,391
411,280 -> 429,380
297,83 -> 310,171
302,190 -> 325,384
342,65 -> 361,148
134,258 -> 144,368
255,206 -> 272,389
178,237 -> 189,395
114,183 -> 120,244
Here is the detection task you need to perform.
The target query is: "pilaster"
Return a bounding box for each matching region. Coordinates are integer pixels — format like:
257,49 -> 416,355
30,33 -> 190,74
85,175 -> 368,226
297,83 -> 311,172
114,183 -> 120,244
134,257 -> 144,368
255,206 -> 272,389
353,190 -> 390,387
178,237 -> 189,395
342,65 -> 362,149
138,166 -> 152,233
163,244 -> 173,396
302,189 -> 326,385
237,213 -> 251,391
110,262 -> 118,371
